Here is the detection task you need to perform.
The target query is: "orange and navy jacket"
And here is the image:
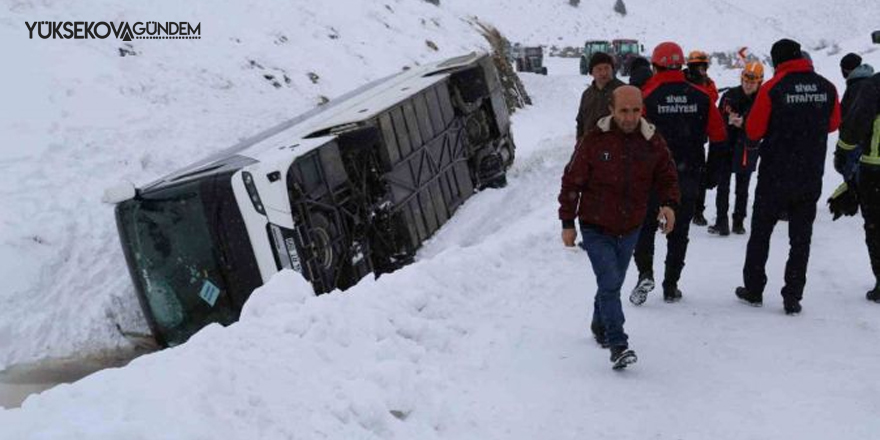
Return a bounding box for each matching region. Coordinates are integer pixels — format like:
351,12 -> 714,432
642,69 -> 727,177
745,58 -> 841,195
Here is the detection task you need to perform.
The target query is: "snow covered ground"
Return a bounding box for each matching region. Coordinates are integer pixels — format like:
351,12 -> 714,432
3,54 -> 880,438
3,0 -> 880,437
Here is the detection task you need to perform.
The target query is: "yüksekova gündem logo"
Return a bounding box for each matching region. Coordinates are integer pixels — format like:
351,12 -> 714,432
26,21 -> 201,41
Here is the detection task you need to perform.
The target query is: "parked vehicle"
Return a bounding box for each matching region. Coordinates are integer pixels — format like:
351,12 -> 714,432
515,46 -> 548,75
579,40 -> 612,75
611,38 -> 644,75
110,52 -> 516,347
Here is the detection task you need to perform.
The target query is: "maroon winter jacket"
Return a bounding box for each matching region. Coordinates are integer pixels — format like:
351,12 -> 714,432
559,116 -> 681,236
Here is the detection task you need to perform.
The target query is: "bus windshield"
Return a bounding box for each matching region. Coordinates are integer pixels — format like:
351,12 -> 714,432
116,182 -> 237,345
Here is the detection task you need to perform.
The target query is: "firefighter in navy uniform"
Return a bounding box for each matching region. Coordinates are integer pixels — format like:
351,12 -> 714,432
707,61 -> 765,236
735,39 -> 841,314
835,67 -> 880,301
629,41 -> 727,305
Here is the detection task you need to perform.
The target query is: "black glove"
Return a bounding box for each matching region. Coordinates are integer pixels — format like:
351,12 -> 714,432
828,182 -> 860,220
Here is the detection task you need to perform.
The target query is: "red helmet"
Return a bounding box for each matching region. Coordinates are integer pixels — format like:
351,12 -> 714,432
652,42 -> 684,69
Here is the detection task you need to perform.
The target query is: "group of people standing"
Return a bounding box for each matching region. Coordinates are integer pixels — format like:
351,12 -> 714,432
559,37 -> 880,370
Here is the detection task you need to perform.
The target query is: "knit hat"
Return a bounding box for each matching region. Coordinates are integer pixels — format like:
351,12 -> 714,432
589,52 -> 614,73
629,66 -> 653,89
629,56 -> 650,72
770,38 -> 802,67
840,53 -> 862,78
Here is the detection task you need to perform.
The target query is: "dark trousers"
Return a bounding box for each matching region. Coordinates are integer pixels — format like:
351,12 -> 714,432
634,174 -> 699,289
696,174 -> 708,214
858,166 -> 880,283
716,171 -> 752,223
742,185 -> 819,303
580,226 -> 640,349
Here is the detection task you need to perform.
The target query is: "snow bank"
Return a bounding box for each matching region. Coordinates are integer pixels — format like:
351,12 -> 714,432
0,0 -> 489,369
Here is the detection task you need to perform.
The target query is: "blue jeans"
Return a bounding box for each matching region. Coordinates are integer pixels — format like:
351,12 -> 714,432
580,226 -> 640,348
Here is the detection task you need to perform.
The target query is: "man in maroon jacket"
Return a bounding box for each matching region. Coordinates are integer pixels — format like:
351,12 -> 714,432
559,86 -> 681,369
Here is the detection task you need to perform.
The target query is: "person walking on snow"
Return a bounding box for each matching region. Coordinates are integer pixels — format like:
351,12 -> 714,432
559,85 -> 680,370
576,52 -> 625,140
707,61 -> 765,236
631,42 -> 727,305
735,38 -> 841,315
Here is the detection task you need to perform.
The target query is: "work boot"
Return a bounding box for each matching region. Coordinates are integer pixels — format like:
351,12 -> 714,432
784,297 -> 802,315
732,218 -> 746,235
784,302 -> 802,315
735,286 -> 762,307
693,211 -> 708,226
866,282 -> 880,303
610,346 -> 637,370
708,217 -> 730,236
663,286 -> 682,303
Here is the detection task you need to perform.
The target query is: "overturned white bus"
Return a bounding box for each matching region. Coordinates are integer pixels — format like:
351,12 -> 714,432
111,52 -> 516,346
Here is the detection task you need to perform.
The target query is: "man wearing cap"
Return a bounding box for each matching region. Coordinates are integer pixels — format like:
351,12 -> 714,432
835,53 -> 874,180
576,52 -> 625,140
735,38 -> 841,314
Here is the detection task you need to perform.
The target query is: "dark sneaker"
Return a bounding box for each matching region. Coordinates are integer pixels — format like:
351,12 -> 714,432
610,346 -> 637,370
784,302 -> 802,315
663,286 -> 682,303
867,285 -> 880,303
693,211 -> 708,226
629,273 -> 655,306
735,286 -> 762,307
591,323 -> 609,348
732,219 -> 746,235
708,222 -> 730,236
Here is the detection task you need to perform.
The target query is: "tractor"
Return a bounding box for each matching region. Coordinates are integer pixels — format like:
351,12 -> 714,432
611,39 -> 645,76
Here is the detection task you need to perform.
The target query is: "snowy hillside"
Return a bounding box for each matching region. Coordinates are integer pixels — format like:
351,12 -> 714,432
445,0 -> 880,53
3,0 -> 880,438
0,0 -> 490,370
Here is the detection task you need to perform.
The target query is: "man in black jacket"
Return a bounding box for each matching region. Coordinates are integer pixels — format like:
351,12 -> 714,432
735,39 -> 841,314
835,69 -> 880,301
837,56 -> 875,180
